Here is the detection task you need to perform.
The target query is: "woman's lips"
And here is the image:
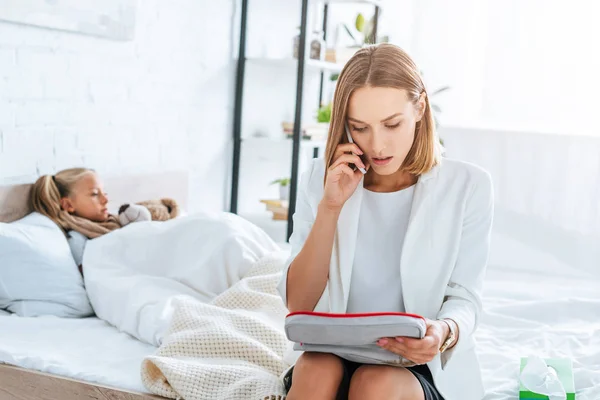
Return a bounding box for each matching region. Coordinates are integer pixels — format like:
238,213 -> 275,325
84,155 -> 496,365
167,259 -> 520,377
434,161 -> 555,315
371,156 -> 393,166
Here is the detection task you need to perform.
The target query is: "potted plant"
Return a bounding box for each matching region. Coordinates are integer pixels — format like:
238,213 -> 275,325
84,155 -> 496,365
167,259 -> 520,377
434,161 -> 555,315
270,178 -> 291,201
302,102 -> 331,141
316,102 -> 331,123
344,13 -> 377,46
336,13 -> 388,65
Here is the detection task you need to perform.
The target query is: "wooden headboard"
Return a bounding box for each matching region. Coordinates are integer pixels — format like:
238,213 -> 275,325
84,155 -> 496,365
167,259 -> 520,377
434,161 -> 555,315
0,171 -> 189,223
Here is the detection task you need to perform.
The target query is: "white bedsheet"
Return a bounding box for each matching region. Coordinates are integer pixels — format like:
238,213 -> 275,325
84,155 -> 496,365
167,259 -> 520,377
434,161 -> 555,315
83,212 -> 279,347
478,232 -> 600,399
0,230 -> 597,398
0,315 -> 156,393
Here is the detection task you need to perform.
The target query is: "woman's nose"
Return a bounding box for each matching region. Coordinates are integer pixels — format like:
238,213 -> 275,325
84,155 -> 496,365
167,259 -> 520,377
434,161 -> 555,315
371,130 -> 386,154
100,193 -> 108,205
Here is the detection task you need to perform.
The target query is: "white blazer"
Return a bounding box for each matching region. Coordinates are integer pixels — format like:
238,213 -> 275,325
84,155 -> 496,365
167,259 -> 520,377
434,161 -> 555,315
277,157 -> 494,400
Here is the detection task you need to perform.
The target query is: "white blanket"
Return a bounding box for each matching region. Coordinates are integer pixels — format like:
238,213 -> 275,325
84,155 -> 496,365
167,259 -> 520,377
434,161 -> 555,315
83,212 -> 280,346
141,251 -> 290,400
82,214 -> 600,399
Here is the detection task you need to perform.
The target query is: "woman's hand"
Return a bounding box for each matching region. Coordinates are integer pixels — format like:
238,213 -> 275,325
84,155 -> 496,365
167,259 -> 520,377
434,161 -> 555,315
321,143 -> 369,211
376,319 -> 449,365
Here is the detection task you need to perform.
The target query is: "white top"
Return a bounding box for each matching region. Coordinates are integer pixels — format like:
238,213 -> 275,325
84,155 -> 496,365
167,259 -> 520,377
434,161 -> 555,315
278,158 -> 495,400
346,185 -> 415,313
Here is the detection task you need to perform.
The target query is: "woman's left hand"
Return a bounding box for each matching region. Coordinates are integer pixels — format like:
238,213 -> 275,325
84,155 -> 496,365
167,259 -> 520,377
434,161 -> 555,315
376,319 -> 448,365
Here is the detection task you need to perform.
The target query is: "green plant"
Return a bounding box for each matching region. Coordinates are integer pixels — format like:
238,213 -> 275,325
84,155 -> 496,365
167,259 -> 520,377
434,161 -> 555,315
317,103 -> 332,123
343,13 -> 377,46
270,178 -> 290,187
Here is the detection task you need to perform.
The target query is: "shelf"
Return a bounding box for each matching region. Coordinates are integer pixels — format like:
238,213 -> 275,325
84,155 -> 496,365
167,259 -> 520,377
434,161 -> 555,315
230,0 -> 382,222
323,0 -> 382,6
243,136 -> 327,148
246,57 -> 345,73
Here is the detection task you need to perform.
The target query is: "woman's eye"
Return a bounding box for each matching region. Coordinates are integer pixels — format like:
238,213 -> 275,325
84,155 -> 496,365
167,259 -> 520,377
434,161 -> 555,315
351,125 -> 367,133
385,122 -> 402,129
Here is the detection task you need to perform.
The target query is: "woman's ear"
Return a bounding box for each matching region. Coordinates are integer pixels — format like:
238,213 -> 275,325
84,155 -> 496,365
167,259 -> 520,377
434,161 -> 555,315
60,197 -> 75,213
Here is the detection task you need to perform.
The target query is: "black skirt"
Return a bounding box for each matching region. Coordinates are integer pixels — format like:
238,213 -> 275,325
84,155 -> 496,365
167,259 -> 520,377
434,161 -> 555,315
283,357 -> 444,400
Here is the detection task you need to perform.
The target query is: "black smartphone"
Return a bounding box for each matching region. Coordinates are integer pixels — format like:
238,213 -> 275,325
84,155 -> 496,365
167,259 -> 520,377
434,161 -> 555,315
345,123 -> 367,174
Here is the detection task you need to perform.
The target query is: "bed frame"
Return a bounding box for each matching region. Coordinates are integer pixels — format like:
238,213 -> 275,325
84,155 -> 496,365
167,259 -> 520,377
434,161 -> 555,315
0,170 -> 189,400
0,365 -> 165,400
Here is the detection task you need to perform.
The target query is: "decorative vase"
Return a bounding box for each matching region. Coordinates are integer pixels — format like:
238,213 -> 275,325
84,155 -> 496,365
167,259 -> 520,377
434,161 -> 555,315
335,46 -> 360,66
279,185 -> 290,201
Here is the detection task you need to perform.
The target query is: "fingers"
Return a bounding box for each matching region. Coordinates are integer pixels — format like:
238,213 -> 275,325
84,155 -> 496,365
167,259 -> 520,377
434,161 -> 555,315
400,336 -> 434,349
331,163 -> 357,180
378,337 -> 438,357
334,143 -> 363,160
384,336 -> 437,352
377,337 -> 438,364
330,154 -> 366,171
329,163 -> 362,183
424,320 -> 445,345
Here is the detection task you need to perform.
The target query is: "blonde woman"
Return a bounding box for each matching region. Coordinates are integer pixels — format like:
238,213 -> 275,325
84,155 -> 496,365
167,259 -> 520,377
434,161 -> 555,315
30,168 -> 119,267
278,44 -> 493,400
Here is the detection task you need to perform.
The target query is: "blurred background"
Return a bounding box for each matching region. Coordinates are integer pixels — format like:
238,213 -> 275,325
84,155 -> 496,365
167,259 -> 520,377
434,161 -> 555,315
0,0 -> 598,259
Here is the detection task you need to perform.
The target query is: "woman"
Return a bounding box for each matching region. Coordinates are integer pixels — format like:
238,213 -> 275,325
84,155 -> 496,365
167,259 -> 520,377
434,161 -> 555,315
277,44 -> 493,400
31,168 -> 119,267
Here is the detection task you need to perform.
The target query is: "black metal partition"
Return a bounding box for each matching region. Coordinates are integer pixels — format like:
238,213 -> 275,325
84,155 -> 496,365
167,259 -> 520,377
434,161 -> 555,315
230,0 -> 381,242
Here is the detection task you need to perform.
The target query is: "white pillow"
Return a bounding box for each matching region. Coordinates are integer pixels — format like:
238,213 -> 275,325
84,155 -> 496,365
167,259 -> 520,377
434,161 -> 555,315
0,212 -> 93,317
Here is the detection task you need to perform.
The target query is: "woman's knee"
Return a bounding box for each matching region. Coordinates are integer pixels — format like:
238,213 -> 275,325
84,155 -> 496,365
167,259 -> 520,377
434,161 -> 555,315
348,365 -> 424,400
286,352 -> 344,399
293,352 -> 344,381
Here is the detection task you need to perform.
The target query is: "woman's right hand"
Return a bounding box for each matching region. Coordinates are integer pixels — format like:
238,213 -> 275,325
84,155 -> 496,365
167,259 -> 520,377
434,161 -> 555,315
321,143 -> 369,211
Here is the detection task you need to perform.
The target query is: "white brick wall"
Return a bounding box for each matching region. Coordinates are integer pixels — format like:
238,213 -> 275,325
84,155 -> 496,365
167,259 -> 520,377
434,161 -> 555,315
0,0 -> 236,213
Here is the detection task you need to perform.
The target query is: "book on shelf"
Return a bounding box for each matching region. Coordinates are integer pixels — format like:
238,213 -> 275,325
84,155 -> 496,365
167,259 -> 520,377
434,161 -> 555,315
260,199 -> 289,220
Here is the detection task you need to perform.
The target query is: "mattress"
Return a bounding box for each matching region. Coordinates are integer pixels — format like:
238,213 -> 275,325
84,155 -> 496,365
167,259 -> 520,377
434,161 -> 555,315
0,233 -> 598,398
0,315 -> 156,393
479,232 -> 600,399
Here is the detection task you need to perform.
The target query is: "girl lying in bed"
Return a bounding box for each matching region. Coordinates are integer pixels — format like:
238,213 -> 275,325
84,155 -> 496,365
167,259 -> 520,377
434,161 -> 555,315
29,168 -> 178,269
30,168 -> 118,268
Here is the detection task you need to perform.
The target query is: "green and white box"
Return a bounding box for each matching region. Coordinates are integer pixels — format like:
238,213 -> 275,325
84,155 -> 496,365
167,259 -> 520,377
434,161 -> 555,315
519,357 -> 575,400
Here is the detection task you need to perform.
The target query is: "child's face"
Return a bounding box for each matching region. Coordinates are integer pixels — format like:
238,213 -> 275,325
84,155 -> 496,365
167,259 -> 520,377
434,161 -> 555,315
60,173 -> 109,222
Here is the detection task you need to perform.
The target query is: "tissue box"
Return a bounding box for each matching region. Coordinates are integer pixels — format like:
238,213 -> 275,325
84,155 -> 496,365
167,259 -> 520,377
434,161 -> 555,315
519,357 -> 575,400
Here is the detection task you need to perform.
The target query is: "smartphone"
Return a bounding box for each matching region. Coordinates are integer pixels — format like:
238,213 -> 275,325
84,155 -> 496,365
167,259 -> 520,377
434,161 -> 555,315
345,123 -> 367,174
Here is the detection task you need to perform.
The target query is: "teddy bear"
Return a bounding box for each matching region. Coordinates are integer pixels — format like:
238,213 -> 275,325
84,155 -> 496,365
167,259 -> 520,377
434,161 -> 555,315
118,198 -> 180,226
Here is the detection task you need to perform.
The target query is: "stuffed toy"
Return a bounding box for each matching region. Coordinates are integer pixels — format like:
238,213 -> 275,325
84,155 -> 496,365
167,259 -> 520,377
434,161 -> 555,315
118,198 -> 180,226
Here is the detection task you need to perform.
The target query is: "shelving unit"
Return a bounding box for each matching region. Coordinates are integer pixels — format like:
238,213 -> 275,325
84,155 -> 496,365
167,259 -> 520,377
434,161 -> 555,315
230,0 -> 382,241
246,57 -> 346,73
243,136 -> 327,148
325,0 -> 382,5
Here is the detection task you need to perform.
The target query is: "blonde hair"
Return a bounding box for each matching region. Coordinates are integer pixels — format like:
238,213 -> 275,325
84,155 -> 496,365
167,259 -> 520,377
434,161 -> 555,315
30,168 -> 95,233
324,43 -> 441,182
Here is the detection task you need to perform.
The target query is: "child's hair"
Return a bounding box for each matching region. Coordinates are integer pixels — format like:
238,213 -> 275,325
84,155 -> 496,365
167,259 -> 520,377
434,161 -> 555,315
30,168 -> 96,233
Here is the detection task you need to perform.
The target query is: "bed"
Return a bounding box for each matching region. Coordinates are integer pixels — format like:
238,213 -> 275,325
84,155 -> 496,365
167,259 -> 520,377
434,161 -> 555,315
0,171 -> 188,400
477,230 -> 600,399
2,171 -> 599,399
